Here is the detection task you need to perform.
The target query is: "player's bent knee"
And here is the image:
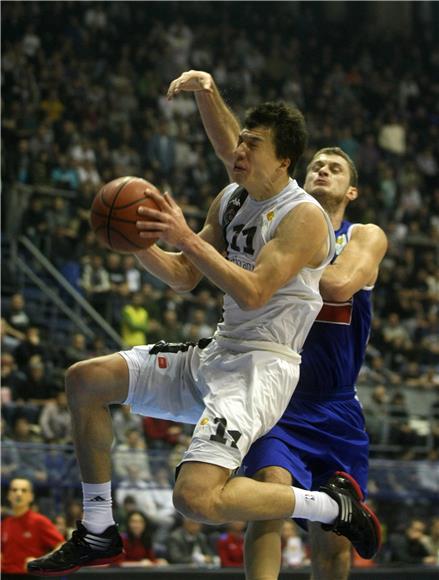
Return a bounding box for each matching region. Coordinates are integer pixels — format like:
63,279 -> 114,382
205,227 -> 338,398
173,485 -> 209,521
65,361 -> 92,396
65,361 -> 98,408
65,356 -> 126,406
173,482 -> 221,523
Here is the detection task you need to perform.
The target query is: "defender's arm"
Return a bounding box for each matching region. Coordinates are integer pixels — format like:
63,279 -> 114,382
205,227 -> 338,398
319,224 -> 387,302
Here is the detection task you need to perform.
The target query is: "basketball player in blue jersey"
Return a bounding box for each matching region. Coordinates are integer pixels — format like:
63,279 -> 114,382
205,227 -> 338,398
28,93 -> 378,576
168,70 -> 387,580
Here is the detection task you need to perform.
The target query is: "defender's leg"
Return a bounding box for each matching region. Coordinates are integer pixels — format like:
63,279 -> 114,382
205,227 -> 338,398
244,466 -> 293,580
309,522 -> 351,580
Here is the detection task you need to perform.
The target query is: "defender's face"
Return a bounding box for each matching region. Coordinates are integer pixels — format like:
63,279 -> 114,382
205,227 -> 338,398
304,153 -> 355,206
232,127 -> 286,188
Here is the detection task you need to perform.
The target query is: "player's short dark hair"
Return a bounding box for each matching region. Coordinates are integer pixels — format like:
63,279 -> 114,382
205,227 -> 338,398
244,102 -> 308,176
310,147 -> 358,187
9,477 -> 34,493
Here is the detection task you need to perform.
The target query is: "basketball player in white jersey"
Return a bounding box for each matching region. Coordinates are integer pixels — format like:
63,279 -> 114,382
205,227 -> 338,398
167,70 -> 385,578
29,91 -> 376,577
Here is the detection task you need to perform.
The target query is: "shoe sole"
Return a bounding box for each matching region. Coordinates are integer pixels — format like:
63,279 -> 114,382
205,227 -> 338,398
335,470 -> 382,557
27,553 -> 124,576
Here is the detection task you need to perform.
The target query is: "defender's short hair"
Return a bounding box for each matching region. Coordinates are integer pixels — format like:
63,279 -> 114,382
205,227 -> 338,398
309,147 -> 358,187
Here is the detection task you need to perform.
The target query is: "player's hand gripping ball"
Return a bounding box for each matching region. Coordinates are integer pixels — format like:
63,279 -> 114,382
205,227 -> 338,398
90,177 -> 160,253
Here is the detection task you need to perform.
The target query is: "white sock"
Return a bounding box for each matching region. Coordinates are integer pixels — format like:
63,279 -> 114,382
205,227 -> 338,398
82,481 -> 115,535
291,486 -> 339,524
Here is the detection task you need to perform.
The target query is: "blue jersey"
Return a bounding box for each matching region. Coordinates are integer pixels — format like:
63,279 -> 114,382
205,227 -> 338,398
293,220 -> 372,402
242,220 -> 372,497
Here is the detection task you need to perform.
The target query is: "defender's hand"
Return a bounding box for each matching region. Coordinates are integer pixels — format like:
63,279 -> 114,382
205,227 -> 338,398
167,70 -> 214,100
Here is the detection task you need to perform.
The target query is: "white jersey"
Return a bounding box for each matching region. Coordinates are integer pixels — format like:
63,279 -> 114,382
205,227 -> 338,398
216,178 -> 335,355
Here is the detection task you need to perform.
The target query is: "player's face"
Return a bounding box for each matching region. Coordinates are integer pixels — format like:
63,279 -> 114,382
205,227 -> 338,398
304,153 -> 357,210
232,127 -> 288,189
8,479 -> 34,509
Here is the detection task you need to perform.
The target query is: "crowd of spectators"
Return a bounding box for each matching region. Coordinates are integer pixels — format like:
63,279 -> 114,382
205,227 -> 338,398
2,476 -> 439,572
1,0 -> 438,571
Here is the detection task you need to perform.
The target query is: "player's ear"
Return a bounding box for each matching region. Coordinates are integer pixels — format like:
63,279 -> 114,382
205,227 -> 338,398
346,186 -> 358,202
279,157 -> 291,172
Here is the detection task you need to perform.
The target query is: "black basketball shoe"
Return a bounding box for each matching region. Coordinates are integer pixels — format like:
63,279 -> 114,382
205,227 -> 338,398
319,471 -> 382,559
27,521 -> 124,576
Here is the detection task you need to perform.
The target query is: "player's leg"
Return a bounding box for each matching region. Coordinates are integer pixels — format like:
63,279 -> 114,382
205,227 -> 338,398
174,463 -> 338,526
309,522 -> 351,580
28,353 -> 129,576
65,353 -> 129,484
244,466 -> 292,580
28,343 -> 205,576
65,354 -> 130,536
306,397 -> 374,576
173,461 -> 296,523
173,350 -> 339,525
173,350 -> 301,524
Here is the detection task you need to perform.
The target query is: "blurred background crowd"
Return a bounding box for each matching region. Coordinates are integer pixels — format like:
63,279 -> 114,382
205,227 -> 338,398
1,0 -> 438,572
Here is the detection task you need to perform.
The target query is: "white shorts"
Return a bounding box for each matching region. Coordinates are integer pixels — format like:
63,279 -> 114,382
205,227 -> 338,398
119,338 -> 300,471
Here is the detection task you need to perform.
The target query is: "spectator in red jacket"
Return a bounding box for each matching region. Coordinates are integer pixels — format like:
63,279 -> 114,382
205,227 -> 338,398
120,511 -> 167,567
1,478 -> 64,578
217,521 -> 246,568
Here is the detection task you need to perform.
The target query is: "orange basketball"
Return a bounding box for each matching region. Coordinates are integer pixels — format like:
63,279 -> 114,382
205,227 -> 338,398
90,177 -> 160,253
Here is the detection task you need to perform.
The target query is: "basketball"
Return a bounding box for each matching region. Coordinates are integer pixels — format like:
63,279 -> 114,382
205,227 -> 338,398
90,177 -> 161,253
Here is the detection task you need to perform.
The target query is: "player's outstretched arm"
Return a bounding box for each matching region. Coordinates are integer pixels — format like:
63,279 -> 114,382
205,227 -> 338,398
319,224 -> 388,301
138,191 -> 331,310
167,70 -> 240,179
134,191 -> 225,293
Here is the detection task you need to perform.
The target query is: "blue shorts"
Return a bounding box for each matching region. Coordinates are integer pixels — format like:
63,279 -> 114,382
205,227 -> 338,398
241,395 -> 369,499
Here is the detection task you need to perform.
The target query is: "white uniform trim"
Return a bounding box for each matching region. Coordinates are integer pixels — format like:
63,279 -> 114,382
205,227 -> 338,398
215,334 -> 301,364
346,223 -> 374,291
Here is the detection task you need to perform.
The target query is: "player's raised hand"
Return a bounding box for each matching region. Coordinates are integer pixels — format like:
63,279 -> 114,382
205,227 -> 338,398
167,70 -> 214,100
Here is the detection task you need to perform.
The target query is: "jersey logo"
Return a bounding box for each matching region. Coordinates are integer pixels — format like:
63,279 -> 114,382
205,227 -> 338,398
316,300 -> 353,325
158,356 -> 168,369
266,210 -> 275,221
332,232 -> 348,263
222,187 -> 248,236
